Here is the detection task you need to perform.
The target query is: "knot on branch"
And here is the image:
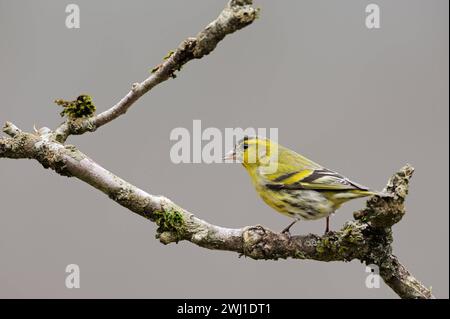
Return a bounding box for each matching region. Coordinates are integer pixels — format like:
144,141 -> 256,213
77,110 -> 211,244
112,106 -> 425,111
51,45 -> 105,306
242,225 -> 287,259
354,165 -> 414,228
131,82 -> 141,92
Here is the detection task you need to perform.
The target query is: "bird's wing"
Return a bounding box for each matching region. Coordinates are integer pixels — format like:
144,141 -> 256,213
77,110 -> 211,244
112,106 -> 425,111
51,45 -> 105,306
261,164 -> 368,191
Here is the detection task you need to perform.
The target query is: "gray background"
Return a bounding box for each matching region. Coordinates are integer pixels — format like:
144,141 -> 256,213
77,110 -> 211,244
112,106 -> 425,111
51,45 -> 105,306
0,0 -> 448,298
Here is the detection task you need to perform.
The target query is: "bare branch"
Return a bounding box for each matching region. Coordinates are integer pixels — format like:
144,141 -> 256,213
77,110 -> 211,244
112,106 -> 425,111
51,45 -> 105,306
0,127 -> 434,299
53,0 -> 258,143
380,255 -> 435,299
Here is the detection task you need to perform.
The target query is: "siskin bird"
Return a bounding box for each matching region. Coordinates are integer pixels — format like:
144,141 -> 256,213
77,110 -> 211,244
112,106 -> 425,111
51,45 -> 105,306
224,136 -> 384,234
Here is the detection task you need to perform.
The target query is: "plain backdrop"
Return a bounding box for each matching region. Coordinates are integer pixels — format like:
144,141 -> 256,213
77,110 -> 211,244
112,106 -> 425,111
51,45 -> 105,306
0,0 -> 448,298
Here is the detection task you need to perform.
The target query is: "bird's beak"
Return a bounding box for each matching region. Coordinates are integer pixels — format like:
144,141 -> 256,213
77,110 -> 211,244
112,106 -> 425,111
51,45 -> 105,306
223,150 -> 236,161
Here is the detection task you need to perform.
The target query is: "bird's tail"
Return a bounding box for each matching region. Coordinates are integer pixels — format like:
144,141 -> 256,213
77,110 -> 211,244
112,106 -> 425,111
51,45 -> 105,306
354,189 -> 393,198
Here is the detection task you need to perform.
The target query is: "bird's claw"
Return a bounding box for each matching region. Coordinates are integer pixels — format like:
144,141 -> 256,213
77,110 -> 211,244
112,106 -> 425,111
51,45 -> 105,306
281,229 -> 293,240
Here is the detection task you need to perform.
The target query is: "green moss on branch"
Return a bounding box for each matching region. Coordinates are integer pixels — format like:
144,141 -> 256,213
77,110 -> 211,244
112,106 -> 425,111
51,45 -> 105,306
153,209 -> 185,243
55,95 -> 96,119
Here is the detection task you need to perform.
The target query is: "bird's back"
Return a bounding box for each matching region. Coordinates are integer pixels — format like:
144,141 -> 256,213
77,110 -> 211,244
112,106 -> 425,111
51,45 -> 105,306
249,142 -> 377,220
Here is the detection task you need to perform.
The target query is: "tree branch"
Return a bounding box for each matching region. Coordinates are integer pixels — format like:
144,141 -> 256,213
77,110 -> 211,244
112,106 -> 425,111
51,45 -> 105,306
0,126 -> 434,299
0,0 -> 435,299
53,0 -> 259,143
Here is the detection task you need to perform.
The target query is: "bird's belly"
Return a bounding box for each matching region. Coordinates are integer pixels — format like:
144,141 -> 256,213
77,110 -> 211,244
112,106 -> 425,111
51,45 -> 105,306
258,188 -> 335,221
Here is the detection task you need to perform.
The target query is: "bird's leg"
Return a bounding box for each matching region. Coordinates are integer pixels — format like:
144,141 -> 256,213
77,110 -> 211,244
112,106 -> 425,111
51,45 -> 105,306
281,220 -> 298,235
325,216 -> 330,234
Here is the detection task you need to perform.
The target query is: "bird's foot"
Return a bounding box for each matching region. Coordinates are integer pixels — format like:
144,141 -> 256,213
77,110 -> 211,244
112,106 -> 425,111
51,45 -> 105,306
324,216 -> 331,235
281,228 -> 291,237
281,220 -> 298,236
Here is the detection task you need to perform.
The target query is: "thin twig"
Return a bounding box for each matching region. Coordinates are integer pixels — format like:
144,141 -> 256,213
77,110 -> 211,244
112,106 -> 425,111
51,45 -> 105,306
54,0 -> 258,143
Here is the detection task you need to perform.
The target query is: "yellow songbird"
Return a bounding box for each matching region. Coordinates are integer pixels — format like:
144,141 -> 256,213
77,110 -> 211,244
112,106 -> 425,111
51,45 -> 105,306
224,136 -> 383,234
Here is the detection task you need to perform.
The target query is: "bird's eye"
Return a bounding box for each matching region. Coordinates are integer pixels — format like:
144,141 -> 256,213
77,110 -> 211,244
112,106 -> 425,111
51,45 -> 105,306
243,144 -> 249,150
